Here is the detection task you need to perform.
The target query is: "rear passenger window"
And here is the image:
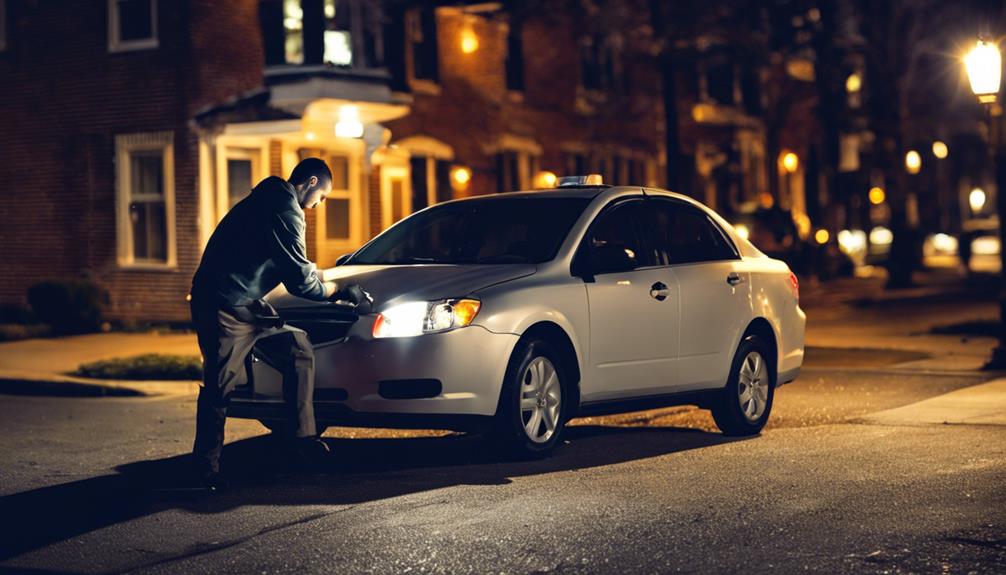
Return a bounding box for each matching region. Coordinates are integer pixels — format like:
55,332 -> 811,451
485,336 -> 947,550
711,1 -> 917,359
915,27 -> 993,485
649,200 -> 737,264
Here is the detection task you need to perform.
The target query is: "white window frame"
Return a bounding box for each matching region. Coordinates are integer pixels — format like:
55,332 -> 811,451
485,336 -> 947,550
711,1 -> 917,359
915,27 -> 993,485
0,0 -> 7,52
395,135 -> 454,206
307,140 -> 366,262
380,164 -> 412,230
115,132 -> 176,269
495,134 -> 542,191
214,140 -> 268,221
108,0 -> 159,53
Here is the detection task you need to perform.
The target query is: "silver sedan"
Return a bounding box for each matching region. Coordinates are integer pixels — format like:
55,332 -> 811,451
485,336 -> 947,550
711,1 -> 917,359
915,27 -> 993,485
228,180 -> 806,456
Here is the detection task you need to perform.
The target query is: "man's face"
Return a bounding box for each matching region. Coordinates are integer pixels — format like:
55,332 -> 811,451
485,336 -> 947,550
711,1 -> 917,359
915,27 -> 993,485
300,176 -> 332,210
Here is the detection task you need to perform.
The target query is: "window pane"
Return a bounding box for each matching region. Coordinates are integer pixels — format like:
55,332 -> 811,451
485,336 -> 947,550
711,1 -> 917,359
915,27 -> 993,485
588,201 -> 647,273
391,179 -> 405,223
130,152 -> 163,198
325,198 -> 350,239
435,159 -> 451,203
330,154 -> 349,189
410,156 -> 428,210
130,201 -> 166,261
351,197 -> 589,265
118,0 -> 153,42
284,0 -> 304,65
324,30 -> 352,65
412,7 -> 438,81
652,201 -> 734,264
506,23 -> 524,91
227,159 -> 252,208
706,58 -> 734,106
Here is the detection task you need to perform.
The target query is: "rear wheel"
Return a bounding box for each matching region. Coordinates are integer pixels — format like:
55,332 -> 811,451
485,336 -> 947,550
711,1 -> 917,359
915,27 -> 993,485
710,336 -> 775,436
489,338 -> 567,457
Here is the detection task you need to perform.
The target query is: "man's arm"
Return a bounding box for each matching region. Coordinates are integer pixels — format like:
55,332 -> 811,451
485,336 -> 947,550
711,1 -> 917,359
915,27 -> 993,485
270,209 -> 334,301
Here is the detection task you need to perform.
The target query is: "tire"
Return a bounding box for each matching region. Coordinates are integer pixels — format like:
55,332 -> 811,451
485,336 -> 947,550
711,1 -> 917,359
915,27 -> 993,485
710,335 -> 775,436
488,338 -> 569,457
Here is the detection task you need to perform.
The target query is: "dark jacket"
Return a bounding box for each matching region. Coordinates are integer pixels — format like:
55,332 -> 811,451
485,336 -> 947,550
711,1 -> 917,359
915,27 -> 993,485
192,176 -> 327,309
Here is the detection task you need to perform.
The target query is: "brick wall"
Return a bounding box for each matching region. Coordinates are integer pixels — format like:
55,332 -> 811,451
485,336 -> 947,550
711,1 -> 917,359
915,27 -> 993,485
385,5 -> 666,198
0,0 -> 264,322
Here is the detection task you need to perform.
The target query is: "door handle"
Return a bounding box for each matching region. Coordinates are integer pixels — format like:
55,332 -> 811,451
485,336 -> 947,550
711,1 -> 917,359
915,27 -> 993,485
727,272 -> 746,286
649,281 -> 670,301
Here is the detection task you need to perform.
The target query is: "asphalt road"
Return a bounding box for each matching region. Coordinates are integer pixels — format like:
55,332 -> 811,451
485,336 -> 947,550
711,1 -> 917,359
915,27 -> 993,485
1,342 -> 1004,574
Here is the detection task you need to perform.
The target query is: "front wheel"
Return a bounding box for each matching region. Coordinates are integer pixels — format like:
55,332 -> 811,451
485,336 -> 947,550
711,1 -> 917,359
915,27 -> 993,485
488,338 -> 568,457
710,336 -> 775,436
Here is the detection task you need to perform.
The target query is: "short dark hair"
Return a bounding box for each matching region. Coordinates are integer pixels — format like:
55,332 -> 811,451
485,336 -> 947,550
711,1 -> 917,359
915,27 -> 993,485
289,157 -> 332,188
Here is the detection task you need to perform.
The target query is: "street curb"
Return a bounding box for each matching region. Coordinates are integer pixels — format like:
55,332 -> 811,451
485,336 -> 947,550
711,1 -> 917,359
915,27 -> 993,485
0,372 -> 200,398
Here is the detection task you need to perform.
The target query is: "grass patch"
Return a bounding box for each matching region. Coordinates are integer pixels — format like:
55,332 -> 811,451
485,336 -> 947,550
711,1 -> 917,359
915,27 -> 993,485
76,354 -> 202,381
0,323 -> 51,342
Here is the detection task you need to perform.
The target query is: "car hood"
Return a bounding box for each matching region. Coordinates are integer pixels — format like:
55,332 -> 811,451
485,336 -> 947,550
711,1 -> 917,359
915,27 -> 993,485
267,264 -> 536,311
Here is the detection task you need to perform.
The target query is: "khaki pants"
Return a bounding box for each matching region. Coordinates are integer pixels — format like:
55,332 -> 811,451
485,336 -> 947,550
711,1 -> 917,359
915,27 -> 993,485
191,301 -> 317,474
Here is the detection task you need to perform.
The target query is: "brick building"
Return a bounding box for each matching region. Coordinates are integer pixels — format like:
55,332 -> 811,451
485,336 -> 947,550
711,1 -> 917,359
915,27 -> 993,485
1,0 -> 792,323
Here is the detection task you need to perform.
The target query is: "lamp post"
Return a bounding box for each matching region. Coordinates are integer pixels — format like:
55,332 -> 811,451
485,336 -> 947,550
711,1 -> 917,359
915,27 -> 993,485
965,38 -> 1006,368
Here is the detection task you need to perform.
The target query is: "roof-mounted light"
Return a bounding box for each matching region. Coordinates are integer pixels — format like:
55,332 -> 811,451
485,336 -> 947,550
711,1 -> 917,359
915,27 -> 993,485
557,174 -> 604,187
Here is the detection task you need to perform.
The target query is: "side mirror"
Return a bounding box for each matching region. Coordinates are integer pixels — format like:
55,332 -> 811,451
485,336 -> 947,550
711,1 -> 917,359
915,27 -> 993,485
591,243 -> 638,275
335,253 -> 352,266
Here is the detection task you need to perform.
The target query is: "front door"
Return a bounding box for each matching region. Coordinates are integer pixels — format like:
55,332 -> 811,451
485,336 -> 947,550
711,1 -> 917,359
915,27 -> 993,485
580,198 -> 680,402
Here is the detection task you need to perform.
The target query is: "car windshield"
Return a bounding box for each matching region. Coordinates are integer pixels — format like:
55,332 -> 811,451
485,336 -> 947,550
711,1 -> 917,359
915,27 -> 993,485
348,197 -> 591,265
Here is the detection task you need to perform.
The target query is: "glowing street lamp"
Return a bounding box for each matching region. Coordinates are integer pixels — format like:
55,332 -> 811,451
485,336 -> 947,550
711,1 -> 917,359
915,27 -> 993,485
904,150 -> 921,174
965,40 -> 1002,104
868,186 -> 886,205
970,187 -> 987,214
780,152 -> 799,174
932,141 -> 949,159
964,37 -> 1006,368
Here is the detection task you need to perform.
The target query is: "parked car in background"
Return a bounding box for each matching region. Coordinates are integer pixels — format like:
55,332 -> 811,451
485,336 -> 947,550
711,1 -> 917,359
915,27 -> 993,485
229,176 -> 807,456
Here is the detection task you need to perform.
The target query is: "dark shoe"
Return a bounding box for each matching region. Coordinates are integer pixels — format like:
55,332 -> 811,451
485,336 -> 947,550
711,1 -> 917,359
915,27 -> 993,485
290,437 -> 332,470
200,471 -> 230,491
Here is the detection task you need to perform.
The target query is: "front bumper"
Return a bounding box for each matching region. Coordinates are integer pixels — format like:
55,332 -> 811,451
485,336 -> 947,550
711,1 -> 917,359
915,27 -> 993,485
228,320 -> 519,428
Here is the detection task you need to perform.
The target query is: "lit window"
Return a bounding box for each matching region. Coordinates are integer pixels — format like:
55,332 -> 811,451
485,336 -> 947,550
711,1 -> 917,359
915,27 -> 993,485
108,0 -> 158,52
284,0 -> 304,65
116,132 -> 175,267
325,154 -> 352,240
324,0 -> 352,66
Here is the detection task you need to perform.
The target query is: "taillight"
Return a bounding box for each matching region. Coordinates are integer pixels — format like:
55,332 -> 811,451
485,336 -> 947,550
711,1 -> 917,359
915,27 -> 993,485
789,272 -> 800,303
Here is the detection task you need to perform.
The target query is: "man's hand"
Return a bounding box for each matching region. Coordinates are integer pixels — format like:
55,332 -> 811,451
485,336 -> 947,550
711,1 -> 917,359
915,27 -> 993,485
329,283 -> 373,314
323,281 -> 339,300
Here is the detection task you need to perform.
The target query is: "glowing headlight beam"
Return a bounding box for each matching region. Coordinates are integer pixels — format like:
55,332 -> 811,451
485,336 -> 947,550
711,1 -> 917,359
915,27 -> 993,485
372,299 -> 482,338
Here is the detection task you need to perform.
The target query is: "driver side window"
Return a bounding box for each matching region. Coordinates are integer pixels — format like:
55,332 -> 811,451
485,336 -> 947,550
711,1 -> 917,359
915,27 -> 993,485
585,200 -> 649,275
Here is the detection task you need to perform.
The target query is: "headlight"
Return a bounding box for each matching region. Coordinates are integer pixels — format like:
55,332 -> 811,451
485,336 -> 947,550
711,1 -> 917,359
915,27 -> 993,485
372,299 -> 482,338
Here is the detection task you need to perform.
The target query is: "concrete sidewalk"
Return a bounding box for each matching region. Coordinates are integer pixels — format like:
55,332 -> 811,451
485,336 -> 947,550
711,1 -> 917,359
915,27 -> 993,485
0,332 -> 200,396
862,377 -> 1006,426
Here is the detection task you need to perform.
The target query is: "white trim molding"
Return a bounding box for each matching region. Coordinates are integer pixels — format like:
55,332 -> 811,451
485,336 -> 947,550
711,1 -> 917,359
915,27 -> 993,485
115,131 -> 176,269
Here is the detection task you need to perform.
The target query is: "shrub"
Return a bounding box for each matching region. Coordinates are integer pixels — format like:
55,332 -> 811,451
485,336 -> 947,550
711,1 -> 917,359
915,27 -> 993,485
76,354 -> 203,381
27,280 -> 108,335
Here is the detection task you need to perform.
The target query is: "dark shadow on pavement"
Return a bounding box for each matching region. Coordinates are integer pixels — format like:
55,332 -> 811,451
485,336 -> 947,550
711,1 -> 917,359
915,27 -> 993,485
0,425 -> 744,562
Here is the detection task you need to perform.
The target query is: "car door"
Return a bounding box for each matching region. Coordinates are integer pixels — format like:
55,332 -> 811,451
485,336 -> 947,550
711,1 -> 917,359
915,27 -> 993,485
576,198 -> 681,402
651,199 -> 751,391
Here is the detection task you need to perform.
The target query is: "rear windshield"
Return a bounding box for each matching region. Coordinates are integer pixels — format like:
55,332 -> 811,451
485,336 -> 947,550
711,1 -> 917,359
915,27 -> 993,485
348,197 -> 591,265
